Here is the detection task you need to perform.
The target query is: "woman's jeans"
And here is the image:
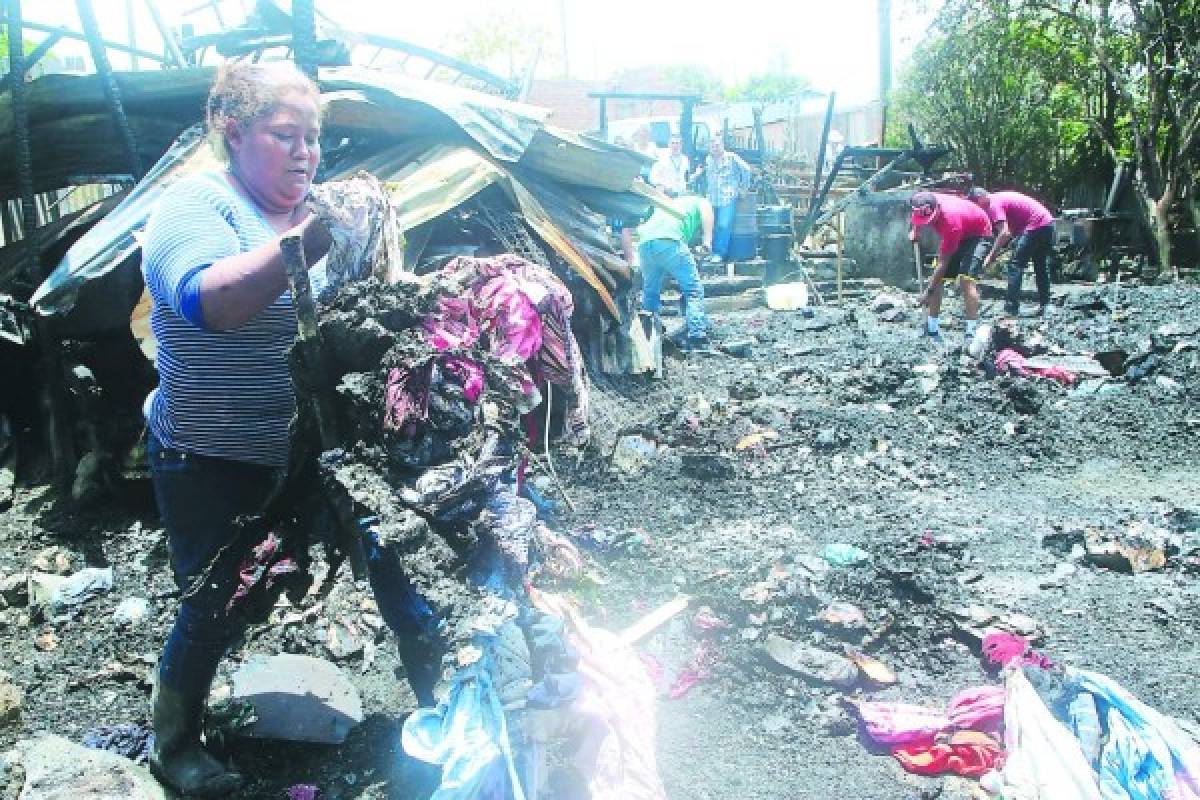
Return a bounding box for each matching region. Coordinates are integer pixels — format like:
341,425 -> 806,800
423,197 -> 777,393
149,432 -> 281,700
150,432 -> 440,705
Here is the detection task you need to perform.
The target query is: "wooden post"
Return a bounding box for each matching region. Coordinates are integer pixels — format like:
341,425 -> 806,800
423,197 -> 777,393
7,0 -> 76,489
279,235 -> 367,580
836,212 -> 844,304
7,0 -> 38,261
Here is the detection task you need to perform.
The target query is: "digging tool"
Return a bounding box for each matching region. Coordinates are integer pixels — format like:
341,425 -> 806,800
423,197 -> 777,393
280,234 -> 367,581
913,240 -> 928,333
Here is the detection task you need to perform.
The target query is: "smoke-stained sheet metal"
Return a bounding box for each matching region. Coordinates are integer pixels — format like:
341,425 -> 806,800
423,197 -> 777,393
319,66 -> 548,163
513,168 -> 632,285
0,68 -> 214,134
365,143 -> 505,235
31,126 -> 219,315
502,177 -> 620,318
520,125 -> 650,191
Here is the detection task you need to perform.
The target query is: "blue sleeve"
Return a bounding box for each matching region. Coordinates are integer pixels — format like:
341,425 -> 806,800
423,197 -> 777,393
142,177 -> 240,331
177,266 -> 206,328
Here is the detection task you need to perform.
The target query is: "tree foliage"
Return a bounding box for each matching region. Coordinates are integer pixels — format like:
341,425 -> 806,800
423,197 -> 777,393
724,71 -> 815,102
659,65 -> 725,101
892,0 -> 1091,194
893,0 -> 1200,269
445,12 -> 552,81
1020,0 -> 1200,269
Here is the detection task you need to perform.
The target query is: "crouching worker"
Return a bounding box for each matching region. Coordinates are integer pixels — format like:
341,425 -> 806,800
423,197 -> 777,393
967,187 -> 1056,316
637,194 -> 714,350
909,191 -> 994,345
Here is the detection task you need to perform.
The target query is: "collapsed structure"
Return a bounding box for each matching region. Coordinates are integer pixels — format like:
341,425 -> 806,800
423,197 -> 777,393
0,56 -> 677,504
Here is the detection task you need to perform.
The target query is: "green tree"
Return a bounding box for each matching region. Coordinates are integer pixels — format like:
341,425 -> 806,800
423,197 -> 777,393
725,71 -> 815,102
445,12 -> 552,81
1019,0 -> 1200,270
0,29 -> 41,74
660,65 -> 725,101
894,0 -> 1200,270
891,0 -> 1090,195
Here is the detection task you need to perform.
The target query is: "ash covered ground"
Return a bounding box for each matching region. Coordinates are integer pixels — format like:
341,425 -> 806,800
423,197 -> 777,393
1,282 -> 1199,799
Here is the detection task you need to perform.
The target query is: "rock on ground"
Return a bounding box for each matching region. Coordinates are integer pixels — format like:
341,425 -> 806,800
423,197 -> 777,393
6,734 -> 166,800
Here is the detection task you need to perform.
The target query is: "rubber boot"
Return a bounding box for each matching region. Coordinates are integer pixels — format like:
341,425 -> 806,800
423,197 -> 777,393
149,680 -> 244,797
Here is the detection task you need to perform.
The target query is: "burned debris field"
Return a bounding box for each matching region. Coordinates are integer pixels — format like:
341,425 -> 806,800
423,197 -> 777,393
3,279 -> 1199,799
3,1 -> 1200,798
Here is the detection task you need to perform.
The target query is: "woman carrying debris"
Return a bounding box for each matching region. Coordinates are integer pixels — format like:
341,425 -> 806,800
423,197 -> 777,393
140,61 -> 333,796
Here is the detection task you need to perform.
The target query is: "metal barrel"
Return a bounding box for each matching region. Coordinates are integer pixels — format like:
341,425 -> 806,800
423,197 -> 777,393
732,191 -> 758,235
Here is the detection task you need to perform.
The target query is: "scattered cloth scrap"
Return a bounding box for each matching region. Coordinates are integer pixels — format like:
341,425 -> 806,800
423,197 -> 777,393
80,723 -> 155,765
1069,668 -> 1200,800
894,730 -> 1004,778
982,632 -> 1055,671
981,668 -> 1101,800
855,702 -> 953,746
995,348 -> 1077,386
948,685 -> 1006,732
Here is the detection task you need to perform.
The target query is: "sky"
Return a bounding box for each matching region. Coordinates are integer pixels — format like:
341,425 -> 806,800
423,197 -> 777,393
25,0 -> 939,106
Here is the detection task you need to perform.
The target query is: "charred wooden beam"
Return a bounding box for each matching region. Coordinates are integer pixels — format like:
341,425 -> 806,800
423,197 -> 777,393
6,0 -> 75,490
75,0 -> 144,180
6,0 -> 38,266
291,0 -> 318,80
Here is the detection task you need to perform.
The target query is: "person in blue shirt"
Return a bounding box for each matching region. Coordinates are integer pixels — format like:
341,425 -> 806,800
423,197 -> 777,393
693,138 -> 754,264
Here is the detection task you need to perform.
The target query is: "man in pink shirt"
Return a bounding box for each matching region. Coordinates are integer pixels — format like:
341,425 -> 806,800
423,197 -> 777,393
967,188 -> 1056,316
909,191 -> 994,343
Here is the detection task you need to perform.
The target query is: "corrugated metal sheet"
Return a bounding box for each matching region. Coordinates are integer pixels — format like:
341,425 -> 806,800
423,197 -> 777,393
31,68 -> 653,323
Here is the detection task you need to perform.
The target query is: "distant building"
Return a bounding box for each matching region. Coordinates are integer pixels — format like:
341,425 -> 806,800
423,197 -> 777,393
528,66 -> 704,134
526,78 -> 606,131
0,48 -> 90,80
697,97 -> 883,160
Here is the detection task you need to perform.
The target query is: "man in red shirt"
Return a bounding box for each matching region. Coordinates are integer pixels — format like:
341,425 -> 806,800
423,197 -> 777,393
909,191 -> 994,344
967,188 -> 1056,316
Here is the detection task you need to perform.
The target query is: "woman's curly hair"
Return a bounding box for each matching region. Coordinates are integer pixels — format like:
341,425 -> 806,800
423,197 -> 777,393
205,60 -> 321,162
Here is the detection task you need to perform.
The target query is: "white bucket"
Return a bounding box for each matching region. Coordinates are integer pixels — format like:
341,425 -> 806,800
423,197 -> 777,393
765,282 -> 809,311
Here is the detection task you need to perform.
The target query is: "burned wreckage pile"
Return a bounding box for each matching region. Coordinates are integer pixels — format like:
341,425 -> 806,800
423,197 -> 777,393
0,62 -> 672,798
247,175 -> 665,797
